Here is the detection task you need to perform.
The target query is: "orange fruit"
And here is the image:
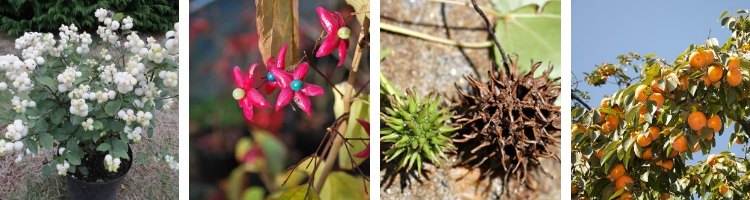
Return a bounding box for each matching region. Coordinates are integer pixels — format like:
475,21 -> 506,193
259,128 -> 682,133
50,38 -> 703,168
708,64 -> 724,82
601,97 -> 611,108
620,192 -> 633,200
606,115 -> 619,127
679,75 -> 689,91
635,85 -> 649,102
648,93 -> 664,109
707,154 -> 718,165
673,135 -> 688,153
608,164 -> 626,181
636,134 -> 652,147
689,51 -> 706,68
596,147 -> 606,159
602,122 -> 614,133
705,132 -> 715,141
727,69 -> 742,87
728,57 -> 741,72
642,148 -> 654,160
660,193 -> 671,200
615,175 -> 634,190
703,49 -> 715,65
648,127 -> 660,140
660,160 -> 674,170
688,111 -> 707,131
651,78 -> 664,93
703,74 -> 713,85
707,115 -> 722,133
719,183 -> 729,195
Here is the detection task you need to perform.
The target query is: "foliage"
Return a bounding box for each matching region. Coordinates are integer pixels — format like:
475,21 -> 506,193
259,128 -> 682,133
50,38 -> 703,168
0,0 -> 177,36
0,8 -> 178,179
572,9 -> 750,199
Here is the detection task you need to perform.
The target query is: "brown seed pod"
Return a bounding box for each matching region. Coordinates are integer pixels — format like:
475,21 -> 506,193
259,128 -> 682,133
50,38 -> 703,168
451,60 -> 561,195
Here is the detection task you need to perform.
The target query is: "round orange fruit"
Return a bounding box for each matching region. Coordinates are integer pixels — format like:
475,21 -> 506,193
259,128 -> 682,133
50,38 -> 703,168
620,192 -> 633,200
637,134 -> 652,147
689,51 -> 706,68
719,183 -> 730,196
688,111 -> 707,131
642,148 -> 654,160
673,135 -> 688,153
708,64 -> 724,82
651,78 -> 663,93
615,175 -> 634,190
727,69 -> 742,87
608,164 -> 626,181
703,49 -> 715,65
648,127 -> 660,140
707,154 -> 718,165
728,57 -> 741,72
707,115 -> 722,133
648,93 -> 664,109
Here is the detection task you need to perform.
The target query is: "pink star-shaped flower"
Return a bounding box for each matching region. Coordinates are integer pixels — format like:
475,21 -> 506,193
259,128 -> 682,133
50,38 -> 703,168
354,119 -> 370,158
263,45 -> 288,94
272,62 -> 325,116
232,64 -> 270,122
315,7 -> 350,67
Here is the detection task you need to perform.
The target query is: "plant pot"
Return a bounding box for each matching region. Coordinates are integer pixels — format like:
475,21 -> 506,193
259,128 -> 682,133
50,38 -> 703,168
66,147 -> 133,200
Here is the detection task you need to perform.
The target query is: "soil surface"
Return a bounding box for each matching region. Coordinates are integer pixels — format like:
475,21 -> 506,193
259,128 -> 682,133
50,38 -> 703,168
380,0 -> 561,199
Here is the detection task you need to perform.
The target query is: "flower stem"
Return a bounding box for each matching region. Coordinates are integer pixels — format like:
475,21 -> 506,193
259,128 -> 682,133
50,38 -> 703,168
314,17 -> 368,193
380,22 -> 493,48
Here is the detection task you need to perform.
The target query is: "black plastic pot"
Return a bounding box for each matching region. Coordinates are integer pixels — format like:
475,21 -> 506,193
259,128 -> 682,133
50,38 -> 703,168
66,147 -> 133,200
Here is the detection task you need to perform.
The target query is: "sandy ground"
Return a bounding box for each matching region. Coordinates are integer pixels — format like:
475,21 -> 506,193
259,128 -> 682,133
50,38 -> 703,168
0,34 -> 178,199
380,0 -> 561,199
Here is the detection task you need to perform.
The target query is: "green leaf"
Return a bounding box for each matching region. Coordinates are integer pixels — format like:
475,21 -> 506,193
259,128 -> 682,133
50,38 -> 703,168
96,143 -> 111,152
241,187 -> 266,200
493,0 -> 560,78
23,138 -> 38,155
255,0 -> 300,69
227,168 -> 247,200
338,96 -> 370,170
113,13 -> 124,22
320,172 -> 368,200
345,0 -> 369,26
104,100 -> 122,116
491,0 -> 550,13
39,132 -> 53,149
254,130 -> 287,176
270,185 -> 320,200
36,76 -> 57,92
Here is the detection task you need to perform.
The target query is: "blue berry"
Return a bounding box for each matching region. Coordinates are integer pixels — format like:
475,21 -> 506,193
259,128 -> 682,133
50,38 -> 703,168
291,80 -> 303,91
266,72 -> 276,82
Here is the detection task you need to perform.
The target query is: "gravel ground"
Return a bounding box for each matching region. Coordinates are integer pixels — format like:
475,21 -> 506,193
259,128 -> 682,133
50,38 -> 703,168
380,0 -> 561,199
0,33 -> 178,199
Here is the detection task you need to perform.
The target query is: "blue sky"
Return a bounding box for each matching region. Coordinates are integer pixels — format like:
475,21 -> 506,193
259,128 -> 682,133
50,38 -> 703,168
572,1 -> 749,164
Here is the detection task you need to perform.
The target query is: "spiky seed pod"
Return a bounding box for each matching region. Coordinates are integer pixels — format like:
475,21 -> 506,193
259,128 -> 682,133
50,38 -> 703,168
452,61 -> 561,194
381,89 -> 458,175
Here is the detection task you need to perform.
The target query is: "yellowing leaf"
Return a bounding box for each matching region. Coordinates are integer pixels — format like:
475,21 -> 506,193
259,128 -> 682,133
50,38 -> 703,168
256,0 -> 300,68
319,172 -> 368,200
270,185 -> 320,200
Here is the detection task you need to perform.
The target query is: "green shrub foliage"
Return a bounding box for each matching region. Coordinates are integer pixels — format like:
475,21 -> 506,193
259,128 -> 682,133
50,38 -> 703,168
0,0 -> 177,36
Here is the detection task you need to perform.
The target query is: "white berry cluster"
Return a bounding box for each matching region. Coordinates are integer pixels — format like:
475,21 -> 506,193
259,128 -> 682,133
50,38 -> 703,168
57,66 -> 82,92
165,24 -> 179,55
82,118 -> 95,131
57,161 -> 70,176
104,154 -> 121,172
0,120 -> 27,156
11,96 -> 36,113
114,72 -> 137,93
125,126 -> 142,143
164,155 -> 178,170
159,71 -> 178,87
70,98 -> 89,117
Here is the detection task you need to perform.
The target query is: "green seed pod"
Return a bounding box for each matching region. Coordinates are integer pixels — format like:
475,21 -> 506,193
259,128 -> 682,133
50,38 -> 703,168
380,86 -> 457,176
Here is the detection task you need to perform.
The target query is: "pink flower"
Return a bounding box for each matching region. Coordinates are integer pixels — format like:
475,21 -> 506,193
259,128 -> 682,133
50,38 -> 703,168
315,7 -> 350,67
263,45 -> 288,94
354,119 -> 370,158
272,62 -> 325,116
232,64 -> 270,122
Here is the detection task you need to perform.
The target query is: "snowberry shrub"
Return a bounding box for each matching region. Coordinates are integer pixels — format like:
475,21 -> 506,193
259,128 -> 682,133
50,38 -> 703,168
0,8 -> 179,177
